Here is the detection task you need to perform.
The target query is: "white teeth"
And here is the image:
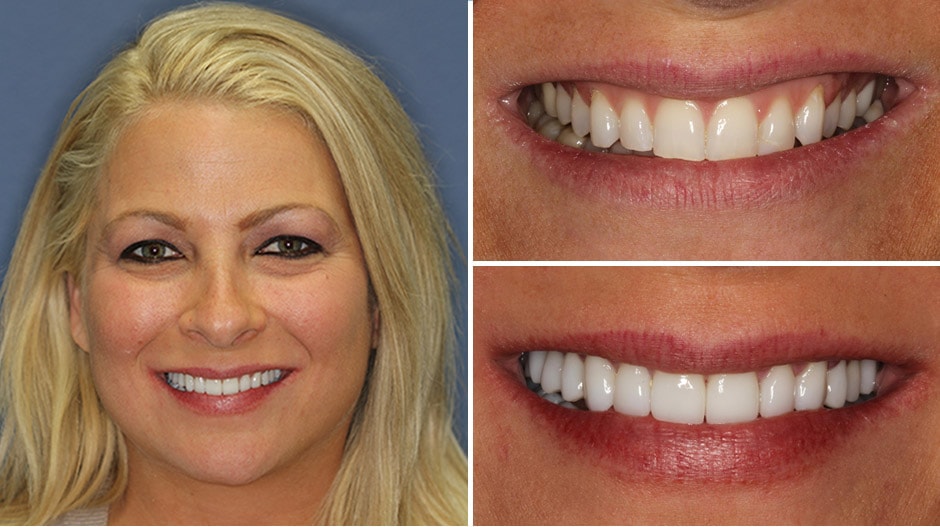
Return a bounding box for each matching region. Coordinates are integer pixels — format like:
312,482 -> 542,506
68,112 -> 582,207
557,127 -> 587,149
653,99 -> 706,161
164,368 -> 284,396
706,97 -> 758,161
758,97 -> 796,155
571,90 -> 591,137
838,89 -> 857,130
823,97 -> 841,138
619,98 -> 654,151
541,82 -> 558,118
555,86 -> 572,125
856,79 -> 875,116
526,353 -> 881,424
794,85 -> 825,146
863,100 -> 884,123
590,91 -> 620,148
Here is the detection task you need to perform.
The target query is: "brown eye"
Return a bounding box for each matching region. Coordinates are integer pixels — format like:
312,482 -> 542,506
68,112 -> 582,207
120,240 -> 184,263
256,236 -> 322,259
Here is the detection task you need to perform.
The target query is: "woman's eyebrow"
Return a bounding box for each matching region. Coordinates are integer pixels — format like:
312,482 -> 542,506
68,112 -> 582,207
236,203 -> 340,233
102,210 -> 188,238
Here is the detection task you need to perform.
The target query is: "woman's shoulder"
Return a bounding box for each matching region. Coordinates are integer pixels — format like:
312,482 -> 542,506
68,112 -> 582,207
49,505 -> 108,526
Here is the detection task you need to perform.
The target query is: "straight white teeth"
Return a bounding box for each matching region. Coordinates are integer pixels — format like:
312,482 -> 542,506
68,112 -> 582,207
523,74 -> 906,160
523,352 -> 882,425
164,369 -> 284,396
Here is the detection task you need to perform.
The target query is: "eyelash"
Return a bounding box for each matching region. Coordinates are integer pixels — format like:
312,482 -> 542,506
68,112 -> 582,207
254,235 -> 323,259
118,236 -> 323,264
119,240 -> 184,264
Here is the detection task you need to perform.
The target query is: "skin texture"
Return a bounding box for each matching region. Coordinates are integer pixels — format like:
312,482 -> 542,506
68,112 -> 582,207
473,0 -> 940,259
474,267 -> 940,524
68,102 -> 375,524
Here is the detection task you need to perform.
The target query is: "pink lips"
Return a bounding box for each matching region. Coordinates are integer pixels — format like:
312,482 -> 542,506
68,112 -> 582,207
156,365 -> 292,416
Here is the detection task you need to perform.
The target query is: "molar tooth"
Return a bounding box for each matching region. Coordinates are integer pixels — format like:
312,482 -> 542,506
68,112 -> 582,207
856,79 -> 875,116
846,360 -> 861,403
759,365 -> 795,418
561,353 -> 584,402
706,97 -> 758,161
838,89 -> 857,130
525,100 -> 545,128
793,361 -> 827,410
706,372 -> 759,424
859,359 -> 877,395
526,351 -> 547,384
794,86 -> 824,146
613,364 -> 651,417
536,117 -> 563,141
619,98 -> 654,152
758,97 -> 796,155
823,97 -> 841,138
555,86 -> 572,125
570,89 -> 590,137
824,360 -> 848,409
583,356 -> 615,411
589,91 -> 620,148
541,82 -> 558,117
650,371 -> 705,424
653,99 -> 706,161
863,100 -> 884,123
557,126 -> 587,148
539,351 -> 564,394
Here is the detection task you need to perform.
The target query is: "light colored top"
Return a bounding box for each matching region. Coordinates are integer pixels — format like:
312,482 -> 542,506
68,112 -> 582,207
50,505 -> 109,526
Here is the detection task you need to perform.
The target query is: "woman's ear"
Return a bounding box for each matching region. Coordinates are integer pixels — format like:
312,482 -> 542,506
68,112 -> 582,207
66,273 -> 90,352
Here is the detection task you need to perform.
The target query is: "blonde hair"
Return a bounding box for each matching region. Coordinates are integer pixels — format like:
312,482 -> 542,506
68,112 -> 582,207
0,3 -> 466,524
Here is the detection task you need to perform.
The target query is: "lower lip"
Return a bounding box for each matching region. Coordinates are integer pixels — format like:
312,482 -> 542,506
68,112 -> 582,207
159,374 -> 288,416
497,87 -> 928,209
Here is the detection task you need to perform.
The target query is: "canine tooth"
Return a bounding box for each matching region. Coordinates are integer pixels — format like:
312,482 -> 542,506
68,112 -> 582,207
619,97 -> 654,152
838,89 -> 856,130
823,97 -> 841,138
540,351 -> 564,394
863,100 -> 884,123
613,364 -> 651,417
590,91 -> 620,148
206,378 -> 223,396
525,100 -> 545,128
526,351 -> 547,384
706,97 -> 758,161
584,356 -> 615,411
758,97 -> 796,155
706,372 -> 759,424
536,117 -> 563,141
651,372 -> 705,424
824,360 -> 848,409
759,365 -> 795,418
185,374 -> 195,392
795,86 -> 824,146
561,353 -> 584,402
856,79 -> 875,116
555,86 -> 572,125
653,99 -> 706,161
794,361 -> 827,410
571,90 -> 589,136
541,82 -> 558,117
846,360 -> 861,403
194,376 -> 206,394
251,371 -> 262,389
239,374 -> 251,392
557,127 -> 587,148
859,359 -> 877,395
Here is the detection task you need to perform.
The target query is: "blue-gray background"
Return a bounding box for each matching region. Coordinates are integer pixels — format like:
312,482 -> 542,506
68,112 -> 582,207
0,1 -> 468,451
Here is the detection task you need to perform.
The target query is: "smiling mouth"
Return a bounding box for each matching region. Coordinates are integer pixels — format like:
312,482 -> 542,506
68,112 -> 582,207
519,73 -> 914,161
522,351 -> 885,425
163,368 -> 286,396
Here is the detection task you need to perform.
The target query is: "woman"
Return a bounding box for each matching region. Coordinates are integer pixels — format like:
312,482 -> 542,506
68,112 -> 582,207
0,3 -> 467,524
474,266 -> 940,524
473,0 -> 940,260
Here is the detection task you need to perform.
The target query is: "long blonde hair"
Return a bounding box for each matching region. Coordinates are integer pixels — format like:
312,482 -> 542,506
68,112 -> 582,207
0,3 -> 466,524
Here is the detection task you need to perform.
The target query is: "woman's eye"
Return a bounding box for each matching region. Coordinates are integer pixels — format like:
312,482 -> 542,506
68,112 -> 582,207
256,236 -> 322,259
119,240 -> 184,264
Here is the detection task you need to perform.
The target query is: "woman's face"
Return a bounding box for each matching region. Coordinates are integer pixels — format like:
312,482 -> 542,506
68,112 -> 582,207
474,0 -> 940,259
69,102 -> 375,489
474,267 -> 940,524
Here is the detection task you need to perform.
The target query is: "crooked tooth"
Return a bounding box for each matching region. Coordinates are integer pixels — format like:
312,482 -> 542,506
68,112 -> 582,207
856,79 -> 875,116
759,365 -> 795,418
619,97 -> 654,151
794,86 -> 824,146
590,91 -> 620,148
526,351 -> 547,384
824,360 -> 848,409
653,99 -> 706,161
540,351 -> 564,394
556,86 -> 572,125
863,100 -> 884,123
561,353 -> 584,402
758,97 -> 796,155
794,361 -> 827,410
823,97 -> 841,138
613,364 -> 651,417
846,360 -> 861,403
571,90 -> 590,137
583,356 -> 615,411
541,82 -> 558,117
838,89 -> 857,130
706,372 -> 759,424
706,97 -> 758,161
859,359 -> 877,395
650,371 -> 705,425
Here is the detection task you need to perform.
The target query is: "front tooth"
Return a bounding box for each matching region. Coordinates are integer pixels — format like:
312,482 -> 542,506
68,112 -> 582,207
650,372 -> 705,425
845,360 -> 861,403
653,99 -> 706,161
561,353 -> 584,402
206,378 -> 223,396
706,372 -> 759,424
571,90 -> 590,137
856,79 -> 875,116
759,365 -> 795,418
619,97 -> 654,151
613,364 -> 651,417
794,361 -> 827,410
583,356 -> 615,411
859,359 -> 878,395
541,82 -> 558,117
540,351 -> 565,394
838,89 -> 857,130
863,100 -> 884,123
823,97 -> 841,138
758,97 -> 796,155
222,377 -> 240,395
706,97 -> 758,161
590,91 -> 620,148
526,351 -> 547,384
555,86 -> 572,125
824,360 -> 848,409
794,85 -> 824,146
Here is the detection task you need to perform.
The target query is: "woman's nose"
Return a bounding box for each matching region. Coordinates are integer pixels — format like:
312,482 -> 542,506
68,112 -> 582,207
179,264 -> 266,348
